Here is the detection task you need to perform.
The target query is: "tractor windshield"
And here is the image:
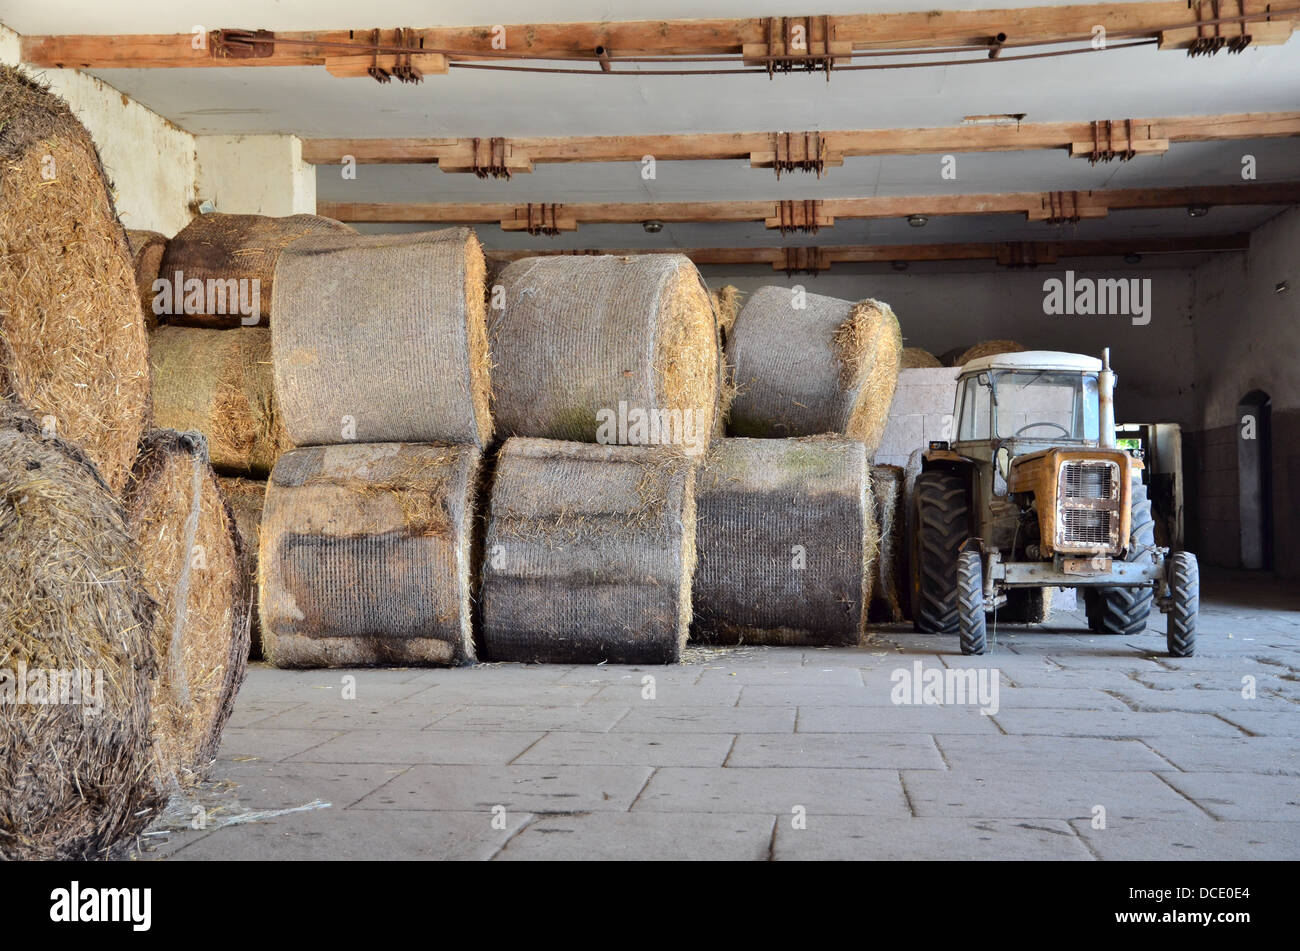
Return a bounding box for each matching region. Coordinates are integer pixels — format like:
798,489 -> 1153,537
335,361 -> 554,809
957,370 -> 1099,442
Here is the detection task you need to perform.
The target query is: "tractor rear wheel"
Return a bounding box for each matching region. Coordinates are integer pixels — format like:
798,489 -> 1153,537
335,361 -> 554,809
1166,551 -> 1198,657
912,470 -> 971,634
1083,479 -> 1156,636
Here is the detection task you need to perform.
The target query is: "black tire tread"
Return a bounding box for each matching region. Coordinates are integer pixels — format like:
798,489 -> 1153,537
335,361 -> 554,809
913,470 -> 970,634
957,549 -> 987,655
1166,551 -> 1198,657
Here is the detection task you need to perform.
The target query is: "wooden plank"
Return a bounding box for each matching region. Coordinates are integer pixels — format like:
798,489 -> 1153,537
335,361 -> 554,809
22,3 -> 1294,68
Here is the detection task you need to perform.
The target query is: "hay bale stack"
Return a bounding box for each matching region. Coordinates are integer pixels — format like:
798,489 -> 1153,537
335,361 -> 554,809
0,404 -> 162,860
869,464 -> 906,623
259,442 -> 481,668
726,287 -> 902,456
126,430 -> 250,786
957,339 -> 1026,365
481,438 -> 696,664
710,284 -> 743,341
0,67 -> 152,496
490,255 -> 718,455
273,228 -> 492,448
218,476 -> 266,658
692,437 -> 874,646
150,325 -> 289,476
126,229 -> 168,328
900,347 -> 943,369
157,213 -> 354,327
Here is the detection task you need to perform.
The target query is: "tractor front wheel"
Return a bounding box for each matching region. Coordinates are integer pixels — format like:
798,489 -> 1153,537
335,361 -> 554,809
956,549 -> 987,655
1166,551 -> 1198,657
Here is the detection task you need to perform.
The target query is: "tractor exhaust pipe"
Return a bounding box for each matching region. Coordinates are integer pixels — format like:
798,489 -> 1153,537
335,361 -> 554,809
1099,347 -> 1116,448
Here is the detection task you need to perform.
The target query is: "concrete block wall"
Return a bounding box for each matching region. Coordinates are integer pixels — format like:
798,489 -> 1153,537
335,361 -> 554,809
876,367 -> 961,468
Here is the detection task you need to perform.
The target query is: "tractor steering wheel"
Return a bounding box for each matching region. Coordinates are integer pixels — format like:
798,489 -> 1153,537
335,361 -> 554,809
1015,421 -> 1071,437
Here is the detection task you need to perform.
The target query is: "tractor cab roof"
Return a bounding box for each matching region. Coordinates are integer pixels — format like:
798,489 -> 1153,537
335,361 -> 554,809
959,350 -> 1103,376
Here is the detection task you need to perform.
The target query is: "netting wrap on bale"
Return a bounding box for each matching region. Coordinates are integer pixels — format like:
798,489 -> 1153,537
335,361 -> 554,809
273,227 -> 492,448
481,438 -> 697,664
692,436 -> 875,646
218,476 -> 266,658
0,67 -> 152,495
156,213 -> 355,327
869,463 -> 906,623
126,430 -> 250,787
0,403 -> 162,860
259,442 -> 481,668
726,286 -> 902,456
490,255 -> 719,455
151,325 -> 290,476
956,339 -> 1027,365
126,229 -> 167,329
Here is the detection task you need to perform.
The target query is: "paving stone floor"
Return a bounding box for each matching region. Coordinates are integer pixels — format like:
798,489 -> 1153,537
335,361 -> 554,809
136,569 -> 1300,860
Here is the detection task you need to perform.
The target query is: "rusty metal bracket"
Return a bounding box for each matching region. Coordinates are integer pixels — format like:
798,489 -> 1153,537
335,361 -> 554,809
364,28 -> 425,84
773,132 -> 827,179
1042,191 -> 1082,225
773,200 -> 825,235
210,29 -> 275,59
1086,120 -> 1137,164
748,16 -> 845,81
996,242 -> 1058,269
471,138 -> 512,179
778,246 -> 829,276
1187,0 -> 1253,56
526,203 -> 565,236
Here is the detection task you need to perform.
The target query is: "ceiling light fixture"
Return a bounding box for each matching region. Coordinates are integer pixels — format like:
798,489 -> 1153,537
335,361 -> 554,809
907,215 -> 928,228
1124,253 -> 1142,264
1187,204 -> 1210,218
642,219 -> 664,233
891,261 -> 909,271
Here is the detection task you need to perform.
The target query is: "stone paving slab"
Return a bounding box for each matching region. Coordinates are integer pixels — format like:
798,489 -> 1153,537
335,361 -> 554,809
633,767 -> 911,816
425,703 -> 631,733
1107,687 -> 1296,713
515,732 -> 735,767
988,687 -> 1133,710
611,704 -> 796,734
1067,818 -> 1300,860
288,729 -> 544,765
1155,772 -> 1300,822
696,665 -> 869,687
795,705 -> 1001,734
1138,736 -> 1300,776
399,683 -> 605,706
728,733 -> 944,769
773,816 -> 1092,861
215,728 -> 343,764
250,702 -> 464,732
495,813 -> 775,861
350,764 -> 654,813
990,709 -> 1246,738
1212,710 -> 1300,737
901,770 -> 1204,820
933,734 -> 1173,771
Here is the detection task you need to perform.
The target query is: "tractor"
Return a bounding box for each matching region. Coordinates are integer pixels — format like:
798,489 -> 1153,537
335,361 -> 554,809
910,348 -> 1198,656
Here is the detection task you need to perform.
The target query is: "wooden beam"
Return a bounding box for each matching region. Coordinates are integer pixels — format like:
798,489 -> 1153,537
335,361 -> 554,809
479,234 -> 1250,271
300,112 -> 1300,171
317,183 -> 1300,227
20,2 -> 1297,69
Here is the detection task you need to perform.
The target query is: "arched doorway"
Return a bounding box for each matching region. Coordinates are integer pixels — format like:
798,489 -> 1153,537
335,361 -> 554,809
1236,390 -> 1273,570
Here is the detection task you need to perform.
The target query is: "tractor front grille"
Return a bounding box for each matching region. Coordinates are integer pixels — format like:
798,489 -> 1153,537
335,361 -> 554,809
1062,462 -> 1114,500
1060,509 -> 1113,547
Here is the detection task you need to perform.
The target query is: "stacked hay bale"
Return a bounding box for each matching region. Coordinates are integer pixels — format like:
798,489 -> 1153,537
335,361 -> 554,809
126,230 -> 168,328
481,439 -> 696,664
157,213 -> 355,327
273,227 -> 492,448
219,476 -> 267,657
259,443 -> 481,667
489,254 -> 719,455
726,286 -> 902,458
125,430 -> 250,786
0,405 -> 162,859
868,464 -> 907,623
955,340 -> 1027,365
0,67 -> 152,495
900,347 -> 943,369
693,437 -> 874,646
709,284 -> 743,344
150,325 -> 288,476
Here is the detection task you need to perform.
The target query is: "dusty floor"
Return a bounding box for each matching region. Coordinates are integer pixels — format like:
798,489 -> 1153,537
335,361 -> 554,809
135,569 -> 1300,860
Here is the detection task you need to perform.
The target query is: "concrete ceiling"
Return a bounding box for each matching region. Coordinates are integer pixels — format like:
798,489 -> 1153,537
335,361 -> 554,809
4,1 -> 1298,253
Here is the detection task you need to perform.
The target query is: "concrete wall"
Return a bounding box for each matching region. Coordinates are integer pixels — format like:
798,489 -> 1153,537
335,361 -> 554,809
1,24 -> 195,234
700,266 -> 1200,429
876,367 -> 961,469
195,134 -> 316,217
1188,207 -> 1300,576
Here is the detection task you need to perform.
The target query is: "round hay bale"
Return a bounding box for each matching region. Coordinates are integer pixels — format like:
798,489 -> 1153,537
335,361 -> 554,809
0,67 -> 152,496
273,227 -> 492,448
126,430 -> 250,786
726,287 -> 902,456
0,403 -> 162,860
868,463 -> 906,623
126,230 -> 168,330
956,339 -> 1026,365
900,347 -> 943,369
939,345 -> 971,367
259,442 -> 482,668
709,284 -> 743,341
692,436 -> 874,646
150,325 -> 289,476
481,438 -> 696,664
218,476 -> 266,659
157,212 -> 354,327
490,254 -> 719,455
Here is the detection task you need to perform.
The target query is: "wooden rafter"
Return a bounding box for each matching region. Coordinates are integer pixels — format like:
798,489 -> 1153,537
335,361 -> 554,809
299,112 -> 1300,172
316,183 -> 1300,227
19,2 -> 1296,69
